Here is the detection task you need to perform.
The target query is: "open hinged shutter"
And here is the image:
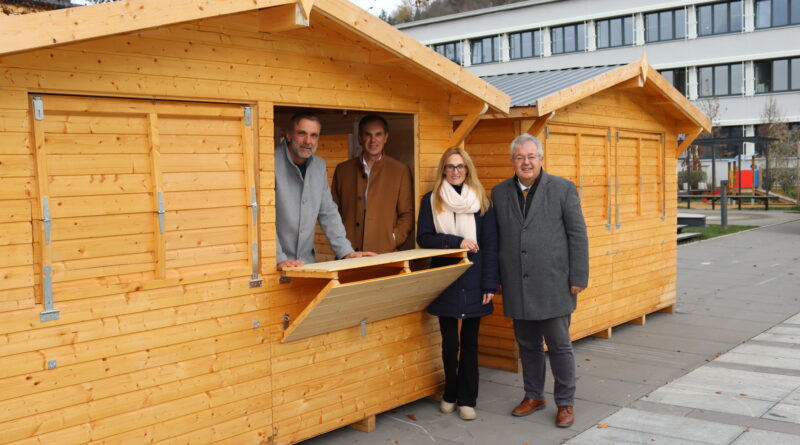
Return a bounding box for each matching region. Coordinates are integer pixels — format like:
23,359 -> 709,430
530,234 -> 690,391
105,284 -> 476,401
280,248 -> 470,342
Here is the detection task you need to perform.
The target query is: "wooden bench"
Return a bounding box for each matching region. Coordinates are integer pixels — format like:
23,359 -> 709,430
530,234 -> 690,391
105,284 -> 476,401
679,194 -> 781,210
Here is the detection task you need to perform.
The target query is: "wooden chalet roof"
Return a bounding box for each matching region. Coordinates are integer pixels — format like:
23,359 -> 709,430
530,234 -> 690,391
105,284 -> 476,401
481,55 -> 711,134
0,0 -> 510,113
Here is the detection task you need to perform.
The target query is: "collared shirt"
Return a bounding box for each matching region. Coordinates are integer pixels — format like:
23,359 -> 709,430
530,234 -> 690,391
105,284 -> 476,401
515,173 -> 542,218
360,153 -> 382,202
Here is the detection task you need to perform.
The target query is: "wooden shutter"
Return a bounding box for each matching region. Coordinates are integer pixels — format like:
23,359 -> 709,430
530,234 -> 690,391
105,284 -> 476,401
30,95 -> 257,307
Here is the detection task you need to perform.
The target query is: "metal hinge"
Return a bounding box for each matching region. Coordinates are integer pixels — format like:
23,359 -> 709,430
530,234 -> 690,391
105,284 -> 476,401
244,106 -> 252,127
616,131 -> 621,143
156,190 -> 165,234
32,96 -> 44,121
606,129 -> 611,141
42,196 -> 51,245
283,313 -> 290,330
545,126 -> 550,139
248,187 -> 262,288
360,318 -> 367,338
40,265 -> 60,322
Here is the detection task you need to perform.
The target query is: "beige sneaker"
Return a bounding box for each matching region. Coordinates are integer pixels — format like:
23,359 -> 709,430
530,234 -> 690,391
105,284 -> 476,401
440,400 -> 456,414
458,406 -> 476,421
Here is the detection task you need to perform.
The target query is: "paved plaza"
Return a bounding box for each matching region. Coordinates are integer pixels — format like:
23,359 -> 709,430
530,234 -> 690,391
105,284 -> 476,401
305,209 -> 800,444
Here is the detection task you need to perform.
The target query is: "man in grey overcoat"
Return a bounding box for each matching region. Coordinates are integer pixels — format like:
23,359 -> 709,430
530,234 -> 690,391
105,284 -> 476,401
274,112 -> 375,270
492,133 -> 589,428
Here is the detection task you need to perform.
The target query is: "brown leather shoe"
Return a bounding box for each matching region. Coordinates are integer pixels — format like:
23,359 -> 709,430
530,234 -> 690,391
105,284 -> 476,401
556,405 -> 574,427
511,398 -> 546,417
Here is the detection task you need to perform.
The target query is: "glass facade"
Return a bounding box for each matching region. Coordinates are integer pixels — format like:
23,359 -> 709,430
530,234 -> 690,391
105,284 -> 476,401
470,36 -> 500,65
645,8 -> 687,42
433,41 -> 462,65
510,30 -> 543,59
698,63 -> 743,97
756,0 -> 800,28
551,23 -> 586,54
697,1 -> 743,36
596,16 -> 634,48
659,68 -> 688,96
755,57 -> 800,92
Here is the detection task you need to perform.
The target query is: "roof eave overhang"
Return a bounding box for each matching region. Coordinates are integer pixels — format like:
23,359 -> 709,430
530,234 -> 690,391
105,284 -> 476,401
0,0 -> 510,114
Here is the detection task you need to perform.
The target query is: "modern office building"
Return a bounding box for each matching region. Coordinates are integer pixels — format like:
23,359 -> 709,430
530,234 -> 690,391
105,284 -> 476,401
398,0 -> 800,161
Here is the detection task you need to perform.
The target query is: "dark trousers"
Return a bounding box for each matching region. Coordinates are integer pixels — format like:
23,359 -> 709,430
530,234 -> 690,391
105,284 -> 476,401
513,315 -> 576,407
439,316 -> 481,407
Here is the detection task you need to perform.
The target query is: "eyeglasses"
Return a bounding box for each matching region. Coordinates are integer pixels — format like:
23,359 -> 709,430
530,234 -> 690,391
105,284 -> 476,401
444,164 -> 467,172
513,154 -> 541,163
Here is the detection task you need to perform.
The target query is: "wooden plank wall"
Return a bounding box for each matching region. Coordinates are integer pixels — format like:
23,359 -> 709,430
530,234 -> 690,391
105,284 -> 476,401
0,9 -> 459,445
465,88 -> 680,371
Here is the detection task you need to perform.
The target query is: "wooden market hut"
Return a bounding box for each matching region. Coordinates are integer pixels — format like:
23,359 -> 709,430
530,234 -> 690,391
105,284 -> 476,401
0,1 -> 511,444
466,57 -> 712,372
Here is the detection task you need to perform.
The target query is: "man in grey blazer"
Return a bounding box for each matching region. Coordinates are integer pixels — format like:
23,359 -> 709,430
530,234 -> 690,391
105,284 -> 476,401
492,133 -> 589,428
275,112 -> 375,270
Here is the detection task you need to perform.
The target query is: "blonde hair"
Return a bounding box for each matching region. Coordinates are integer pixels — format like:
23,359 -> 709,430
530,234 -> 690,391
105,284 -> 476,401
431,147 -> 490,215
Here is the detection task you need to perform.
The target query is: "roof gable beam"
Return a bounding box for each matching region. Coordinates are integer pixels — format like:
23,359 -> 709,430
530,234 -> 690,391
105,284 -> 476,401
259,2 -> 310,33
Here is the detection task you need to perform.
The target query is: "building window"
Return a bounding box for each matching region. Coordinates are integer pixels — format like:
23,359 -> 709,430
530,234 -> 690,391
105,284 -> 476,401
659,68 -> 688,96
698,63 -> 744,97
645,8 -> 687,42
509,30 -> 543,59
433,41 -> 462,65
756,0 -> 800,28
470,36 -> 500,65
551,23 -> 586,54
755,57 -> 800,92
596,16 -> 634,48
697,1 -> 743,36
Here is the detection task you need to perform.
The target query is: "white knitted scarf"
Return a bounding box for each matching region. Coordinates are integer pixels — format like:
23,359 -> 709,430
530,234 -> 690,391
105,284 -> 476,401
433,183 -> 480,241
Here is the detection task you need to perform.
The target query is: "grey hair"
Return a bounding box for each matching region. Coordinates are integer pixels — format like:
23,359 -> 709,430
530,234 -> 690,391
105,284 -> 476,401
510,133 -> 543,158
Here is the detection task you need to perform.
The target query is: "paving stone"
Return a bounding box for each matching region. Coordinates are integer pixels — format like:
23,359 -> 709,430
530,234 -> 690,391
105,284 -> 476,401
731,428 -> 800,445
573,353 -> 687,386
764,403 -> 800,424
609,327 -> 736,356
716,349 -> 800,372
646,385 -> 776,417
590,407 -> 744,444
779,386 -> 800,406
667,366 -> 800,402
573,375 -> 654,407
566,426 -> 712,445
754,326 -> 800,345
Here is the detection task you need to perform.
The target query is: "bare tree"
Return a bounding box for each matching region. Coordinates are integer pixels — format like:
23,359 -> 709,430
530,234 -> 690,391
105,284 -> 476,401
760,98 -> 800,200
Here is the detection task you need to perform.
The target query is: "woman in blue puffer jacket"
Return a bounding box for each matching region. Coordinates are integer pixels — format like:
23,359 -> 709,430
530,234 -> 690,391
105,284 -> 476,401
417,146 -> 498,421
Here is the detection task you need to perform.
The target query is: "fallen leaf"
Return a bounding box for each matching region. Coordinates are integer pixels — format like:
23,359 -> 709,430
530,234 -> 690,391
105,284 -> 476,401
585,358 -> 591,361
740,393 -> 748,396
716,391 -> 722,394
744,428 -> 750,432
597,423 -> 609,429
406,414 -> 416,421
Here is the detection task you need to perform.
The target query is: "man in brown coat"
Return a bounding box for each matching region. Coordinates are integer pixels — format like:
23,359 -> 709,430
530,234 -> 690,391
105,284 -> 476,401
332,114 -> 414,254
